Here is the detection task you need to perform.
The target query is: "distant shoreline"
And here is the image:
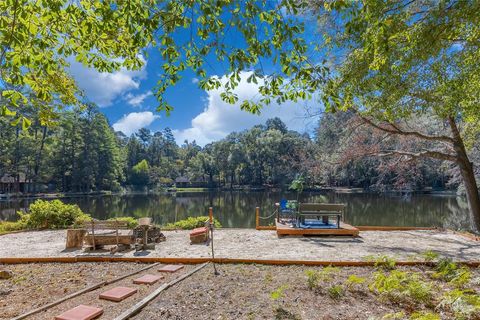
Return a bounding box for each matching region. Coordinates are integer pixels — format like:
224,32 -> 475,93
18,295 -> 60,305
0,187 -> 459,201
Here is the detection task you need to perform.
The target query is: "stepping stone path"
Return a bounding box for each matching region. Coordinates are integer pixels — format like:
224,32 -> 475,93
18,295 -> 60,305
133,274 -> 164,285
55,305 -> 103,320
158,264 -> 184,273
99,286 -> 137,302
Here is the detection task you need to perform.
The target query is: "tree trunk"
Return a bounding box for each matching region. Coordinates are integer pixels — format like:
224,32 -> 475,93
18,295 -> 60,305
32,126 -> 47,193
448,117 -> 480,231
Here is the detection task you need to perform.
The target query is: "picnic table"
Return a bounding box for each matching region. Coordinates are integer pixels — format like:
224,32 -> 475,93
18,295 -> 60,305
297,203 -> 346,228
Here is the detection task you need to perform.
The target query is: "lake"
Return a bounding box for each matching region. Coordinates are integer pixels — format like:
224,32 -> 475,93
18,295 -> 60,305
0,191 -> 471,229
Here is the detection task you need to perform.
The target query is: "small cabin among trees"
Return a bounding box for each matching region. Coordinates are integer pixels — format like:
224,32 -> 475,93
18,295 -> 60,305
0,173 -> 32,194
175,176 -> 190,188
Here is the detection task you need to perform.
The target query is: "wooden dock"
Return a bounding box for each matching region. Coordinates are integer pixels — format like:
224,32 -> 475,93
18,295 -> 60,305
275,220 -> 359,237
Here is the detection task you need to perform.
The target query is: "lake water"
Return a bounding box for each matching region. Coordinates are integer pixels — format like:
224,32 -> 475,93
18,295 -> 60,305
0,191 -> 471,229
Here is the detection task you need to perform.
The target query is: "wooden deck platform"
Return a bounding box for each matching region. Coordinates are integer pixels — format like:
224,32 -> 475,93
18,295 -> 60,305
275,220 -> 359,237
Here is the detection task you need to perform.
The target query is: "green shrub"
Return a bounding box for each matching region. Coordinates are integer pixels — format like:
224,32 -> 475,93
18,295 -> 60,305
108,217 -> 138,228
409,311 -> 440,320
72,214 -> 92,228
0,220 -> 28,234
382,312 -> 406,319
270,285 -> 289,301
305,269 -> 321,290
438,289 -> 480,320
327,285 -> 344,299
20,199 -> 90,229
433,258 -> 471,287
370,270 -> 433,305
164,216 -> 221,230
305,266 -> 339,290
367,255 -> 397,270
421,250 -> 440,262
345,274 -> 366,290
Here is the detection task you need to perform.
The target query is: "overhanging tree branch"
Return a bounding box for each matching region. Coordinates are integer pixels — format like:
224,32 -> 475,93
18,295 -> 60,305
357,114 -> 454,143
378,149 -> 457,162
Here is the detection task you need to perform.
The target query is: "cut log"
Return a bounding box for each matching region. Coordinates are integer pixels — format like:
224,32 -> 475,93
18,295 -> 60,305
84,234 -> 134,246
65,229 -> 87,249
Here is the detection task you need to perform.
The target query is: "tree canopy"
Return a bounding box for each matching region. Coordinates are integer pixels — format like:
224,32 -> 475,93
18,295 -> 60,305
307,0 -> 480,229
1,0 -> 318,125
314,0 -> 479,129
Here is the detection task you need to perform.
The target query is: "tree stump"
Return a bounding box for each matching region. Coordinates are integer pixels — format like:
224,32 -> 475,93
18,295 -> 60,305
65,229 -> 87,249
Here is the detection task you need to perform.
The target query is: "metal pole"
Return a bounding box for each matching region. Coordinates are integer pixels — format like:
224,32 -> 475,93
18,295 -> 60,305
209,207 -> 219,275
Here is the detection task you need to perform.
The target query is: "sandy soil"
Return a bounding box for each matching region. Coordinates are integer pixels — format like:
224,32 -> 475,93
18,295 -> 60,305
0,229 -> 478,261
0,262 -> 144,319
134,264 -> 480,320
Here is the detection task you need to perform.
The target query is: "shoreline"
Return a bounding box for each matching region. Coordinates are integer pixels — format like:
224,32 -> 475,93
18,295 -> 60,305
0,188 -> 460,201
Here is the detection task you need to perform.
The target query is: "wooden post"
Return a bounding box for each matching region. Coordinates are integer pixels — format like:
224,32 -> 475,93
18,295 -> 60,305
209,207 -> 213,224
65,229 -> 87,249
91,220 -> 95,249
256,207 -> 260,229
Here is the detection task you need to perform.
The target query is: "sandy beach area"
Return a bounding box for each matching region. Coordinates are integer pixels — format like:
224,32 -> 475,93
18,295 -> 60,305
0,229 -> 478,261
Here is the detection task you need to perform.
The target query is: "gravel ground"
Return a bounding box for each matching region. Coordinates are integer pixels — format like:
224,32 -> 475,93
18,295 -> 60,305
2,263 -> 479,320
30,264 -> 194,320
0,229 -> 478,261
134,264 -> 480,320
0,262 -> 145,319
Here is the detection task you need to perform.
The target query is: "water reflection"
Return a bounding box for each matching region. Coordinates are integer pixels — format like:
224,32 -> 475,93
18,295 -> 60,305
0,191 -> 470,229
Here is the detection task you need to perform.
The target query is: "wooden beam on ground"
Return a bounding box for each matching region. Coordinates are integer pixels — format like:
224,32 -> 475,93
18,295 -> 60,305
356,226 -> 437,231
255,226 -> 276,230
1,256 -> 480,267
114,263 -> 208,320
275,220 -> 359,237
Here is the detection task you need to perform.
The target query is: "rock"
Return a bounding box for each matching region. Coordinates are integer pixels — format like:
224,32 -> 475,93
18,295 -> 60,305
0,289 -> 11,296
0,270 -> 13,279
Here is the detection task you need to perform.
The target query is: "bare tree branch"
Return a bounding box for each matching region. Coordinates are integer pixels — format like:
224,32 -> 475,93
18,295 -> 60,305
357,114 -> 454,143
378,149 -> 457,162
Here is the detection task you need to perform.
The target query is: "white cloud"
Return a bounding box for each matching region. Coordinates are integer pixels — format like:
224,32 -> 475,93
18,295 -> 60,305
69,57 -> 147,107
124,91 -> 153,107
174,71 -> 317,146
112,111 -> 160,136
191,77 -> 199,84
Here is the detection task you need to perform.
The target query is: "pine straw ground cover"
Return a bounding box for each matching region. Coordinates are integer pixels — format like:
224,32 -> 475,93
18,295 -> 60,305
0,262 -> 144,319
135,256 -> 480,320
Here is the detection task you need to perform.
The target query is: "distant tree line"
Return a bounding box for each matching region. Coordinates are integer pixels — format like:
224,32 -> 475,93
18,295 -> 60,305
1,106 -> 478,194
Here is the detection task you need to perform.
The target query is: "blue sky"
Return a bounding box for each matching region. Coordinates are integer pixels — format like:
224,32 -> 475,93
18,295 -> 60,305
68,15 -> 322,146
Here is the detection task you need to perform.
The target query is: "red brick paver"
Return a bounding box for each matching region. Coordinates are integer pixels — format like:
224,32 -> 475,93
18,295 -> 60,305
55,305 -> 103,320
133,274 -> 163,285
99,286 -> 137,302
158,264 -> 184,273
